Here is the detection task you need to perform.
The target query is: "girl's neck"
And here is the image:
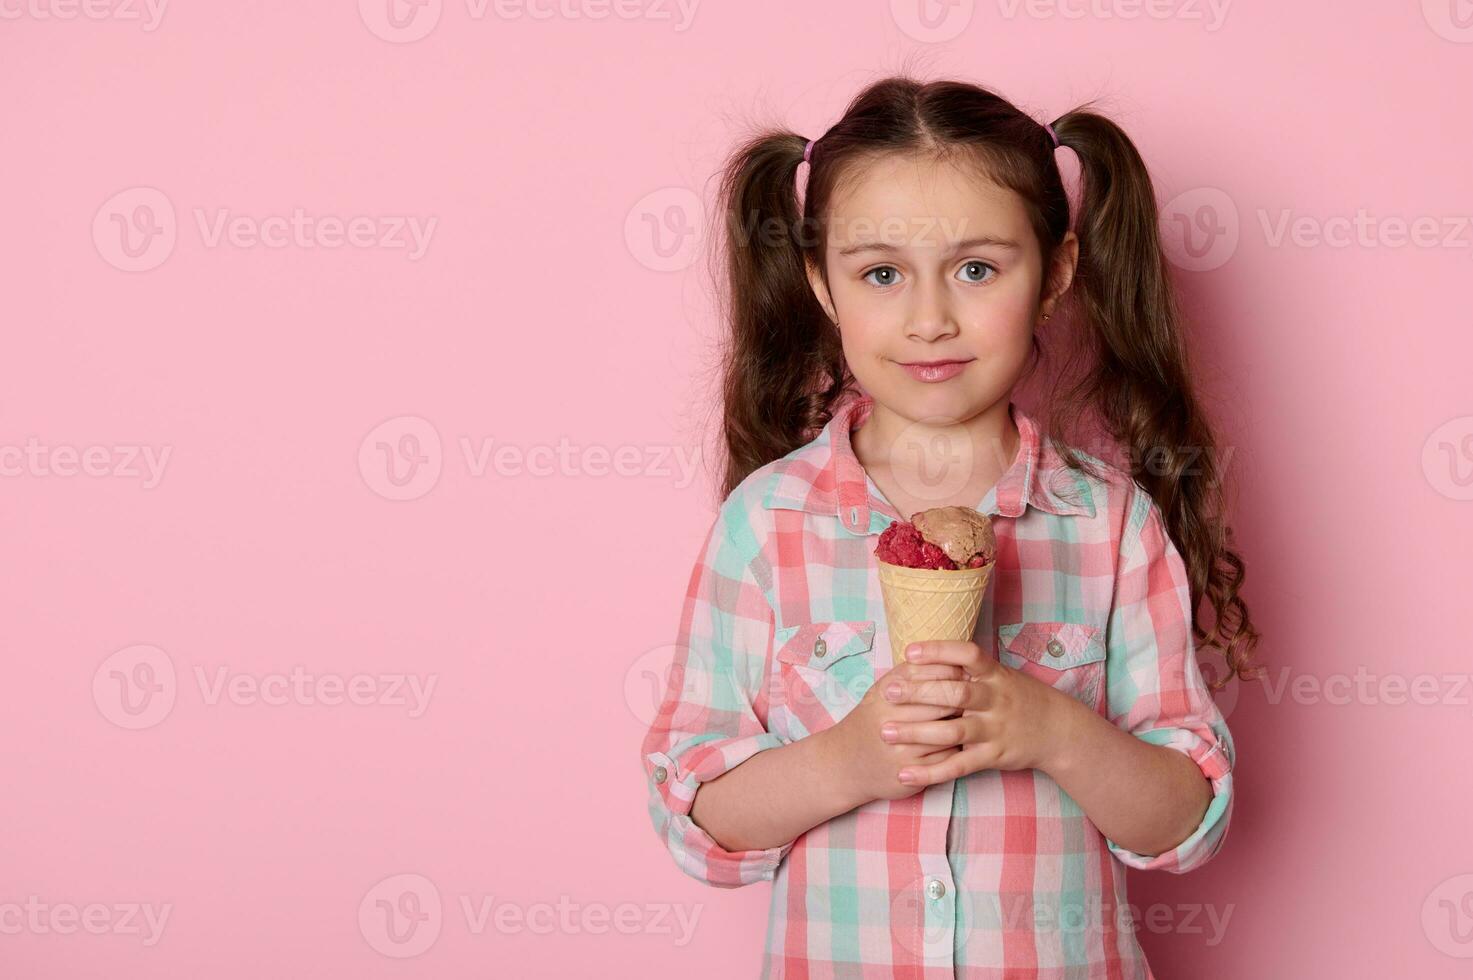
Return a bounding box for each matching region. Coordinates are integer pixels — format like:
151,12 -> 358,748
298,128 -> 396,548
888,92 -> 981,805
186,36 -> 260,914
850,396 -> 1021,518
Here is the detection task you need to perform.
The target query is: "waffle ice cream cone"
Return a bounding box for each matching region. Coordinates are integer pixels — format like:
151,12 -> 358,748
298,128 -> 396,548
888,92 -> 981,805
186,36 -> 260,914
876,559 -> 994,667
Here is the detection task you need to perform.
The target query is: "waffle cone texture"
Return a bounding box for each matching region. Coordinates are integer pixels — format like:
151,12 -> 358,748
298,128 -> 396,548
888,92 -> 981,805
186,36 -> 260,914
876,560 -> 994,667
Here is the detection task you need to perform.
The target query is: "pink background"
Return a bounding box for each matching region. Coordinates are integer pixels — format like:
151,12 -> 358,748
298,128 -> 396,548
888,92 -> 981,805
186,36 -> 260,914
3,1 -> 1472,976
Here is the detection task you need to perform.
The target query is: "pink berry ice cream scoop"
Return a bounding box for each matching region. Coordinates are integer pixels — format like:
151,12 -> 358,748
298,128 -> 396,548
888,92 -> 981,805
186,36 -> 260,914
875,506 -> 995,570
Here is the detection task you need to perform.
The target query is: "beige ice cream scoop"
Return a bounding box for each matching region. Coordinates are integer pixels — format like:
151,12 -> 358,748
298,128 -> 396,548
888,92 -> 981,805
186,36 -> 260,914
911,506 -> 996,568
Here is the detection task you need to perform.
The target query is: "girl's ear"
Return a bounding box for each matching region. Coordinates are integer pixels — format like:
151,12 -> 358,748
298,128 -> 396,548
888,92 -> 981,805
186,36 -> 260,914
805,256 -> 839,324
1041,231 -> 1080,319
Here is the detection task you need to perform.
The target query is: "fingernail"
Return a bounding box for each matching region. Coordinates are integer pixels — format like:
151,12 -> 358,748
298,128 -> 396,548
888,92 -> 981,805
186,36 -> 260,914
884,683 -> 902,701
905,644 -> 921,661
898,771 -> 914,784
880,724 -> 897,741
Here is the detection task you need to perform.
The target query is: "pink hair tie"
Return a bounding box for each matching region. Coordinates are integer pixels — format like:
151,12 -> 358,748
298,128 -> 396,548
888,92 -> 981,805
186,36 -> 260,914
1044,123 -> 1060,148
803,138 -> 814,163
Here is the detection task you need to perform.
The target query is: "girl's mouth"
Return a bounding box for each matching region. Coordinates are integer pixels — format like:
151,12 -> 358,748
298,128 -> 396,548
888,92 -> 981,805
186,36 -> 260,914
897,358 -> 974,383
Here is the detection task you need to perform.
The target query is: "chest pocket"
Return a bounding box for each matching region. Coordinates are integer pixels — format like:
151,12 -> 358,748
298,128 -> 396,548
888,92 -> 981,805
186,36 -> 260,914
774,620 -> 877,738
998,621 -> 1107,711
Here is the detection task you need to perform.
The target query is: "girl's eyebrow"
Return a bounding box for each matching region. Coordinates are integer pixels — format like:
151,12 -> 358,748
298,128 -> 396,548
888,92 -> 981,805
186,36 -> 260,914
836,235 -> 1022,257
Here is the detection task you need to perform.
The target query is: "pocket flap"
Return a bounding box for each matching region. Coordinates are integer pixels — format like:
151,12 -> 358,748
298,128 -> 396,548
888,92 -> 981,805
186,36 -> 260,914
999,621 -> 1105,669
775,620 -> 877,669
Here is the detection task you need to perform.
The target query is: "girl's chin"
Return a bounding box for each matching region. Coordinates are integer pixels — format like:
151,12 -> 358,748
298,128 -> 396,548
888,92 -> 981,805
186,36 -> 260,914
879,391 -> 982,422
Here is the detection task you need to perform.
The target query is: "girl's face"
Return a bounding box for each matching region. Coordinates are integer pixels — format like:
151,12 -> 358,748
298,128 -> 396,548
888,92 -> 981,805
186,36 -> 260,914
806,152 -> 1075,425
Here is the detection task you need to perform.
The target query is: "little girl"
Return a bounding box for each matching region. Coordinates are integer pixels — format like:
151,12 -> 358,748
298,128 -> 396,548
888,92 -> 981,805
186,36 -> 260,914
640,75 -> 1259,977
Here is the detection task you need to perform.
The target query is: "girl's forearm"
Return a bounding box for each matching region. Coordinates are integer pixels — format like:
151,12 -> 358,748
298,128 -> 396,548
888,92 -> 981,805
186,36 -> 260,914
1044,695 -> 1212,857
690,727 -> 869,853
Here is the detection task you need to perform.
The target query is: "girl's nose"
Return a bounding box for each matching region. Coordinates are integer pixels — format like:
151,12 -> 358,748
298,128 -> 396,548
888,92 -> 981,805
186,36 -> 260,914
905,285 -> 959,342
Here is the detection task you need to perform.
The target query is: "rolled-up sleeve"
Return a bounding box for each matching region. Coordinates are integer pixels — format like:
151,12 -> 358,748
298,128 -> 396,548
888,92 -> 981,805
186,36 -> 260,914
1102,487 -> 1236,874
639,504 -> 794,888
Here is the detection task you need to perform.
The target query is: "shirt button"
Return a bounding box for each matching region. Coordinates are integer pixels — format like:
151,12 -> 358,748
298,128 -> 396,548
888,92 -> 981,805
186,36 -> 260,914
1046,638 -> 1065,658
814,637 -> 827,658
653,766 -> 667,784
927,879 -> 946,900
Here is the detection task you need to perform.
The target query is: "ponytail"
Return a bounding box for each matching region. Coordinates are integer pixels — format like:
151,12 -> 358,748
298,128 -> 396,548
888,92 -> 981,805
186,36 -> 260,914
713,132 -> 852,499
1049,107 -> 1261,688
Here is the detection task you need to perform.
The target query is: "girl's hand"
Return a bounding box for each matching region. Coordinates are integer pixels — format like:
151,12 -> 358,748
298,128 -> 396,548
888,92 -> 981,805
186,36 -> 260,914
827,661 -> 971,802
878,640 -> 1078,788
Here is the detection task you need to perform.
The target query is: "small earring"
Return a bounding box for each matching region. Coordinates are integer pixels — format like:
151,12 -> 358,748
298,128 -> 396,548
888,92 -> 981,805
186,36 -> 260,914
1042,313 -> 1051,321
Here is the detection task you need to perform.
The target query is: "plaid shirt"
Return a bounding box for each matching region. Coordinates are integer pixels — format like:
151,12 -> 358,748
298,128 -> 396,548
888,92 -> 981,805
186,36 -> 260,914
640,392 -> 1235,978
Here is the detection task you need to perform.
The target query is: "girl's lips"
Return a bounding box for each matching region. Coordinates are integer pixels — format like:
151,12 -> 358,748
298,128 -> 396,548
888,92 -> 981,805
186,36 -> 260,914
898,359 -> 973,383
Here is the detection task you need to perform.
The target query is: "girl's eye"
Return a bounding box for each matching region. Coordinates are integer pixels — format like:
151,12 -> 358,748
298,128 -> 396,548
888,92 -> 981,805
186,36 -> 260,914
863,266 -> 901,288
956,261 -> 995,284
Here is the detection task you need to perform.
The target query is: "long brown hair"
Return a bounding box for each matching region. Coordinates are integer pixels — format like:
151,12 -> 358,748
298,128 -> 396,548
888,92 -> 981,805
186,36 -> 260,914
709,75 -> 1260,689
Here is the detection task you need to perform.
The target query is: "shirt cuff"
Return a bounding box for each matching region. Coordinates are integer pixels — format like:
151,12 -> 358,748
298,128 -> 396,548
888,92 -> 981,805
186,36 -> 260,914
1104,726 -> 1234,874
645,732 -> 795,887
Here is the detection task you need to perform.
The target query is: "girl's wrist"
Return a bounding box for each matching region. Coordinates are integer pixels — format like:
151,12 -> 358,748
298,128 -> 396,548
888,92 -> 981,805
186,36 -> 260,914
1037,688 -> 1092,780
809,723 -> 875,814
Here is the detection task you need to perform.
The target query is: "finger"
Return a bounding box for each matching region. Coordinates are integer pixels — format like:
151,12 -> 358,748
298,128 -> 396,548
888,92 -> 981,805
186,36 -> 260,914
916,745 -> 962,765
898,747 -> 978,788
880,715 -> 974,747
903,640 -> 994,679
889,677 -> 977,711
887,663 -> 964,683
879,669 -> 962,703
892,702 -> 968,722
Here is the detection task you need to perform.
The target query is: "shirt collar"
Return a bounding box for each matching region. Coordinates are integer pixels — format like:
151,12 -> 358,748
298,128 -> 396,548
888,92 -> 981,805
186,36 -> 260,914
760,392 -> 1096,534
